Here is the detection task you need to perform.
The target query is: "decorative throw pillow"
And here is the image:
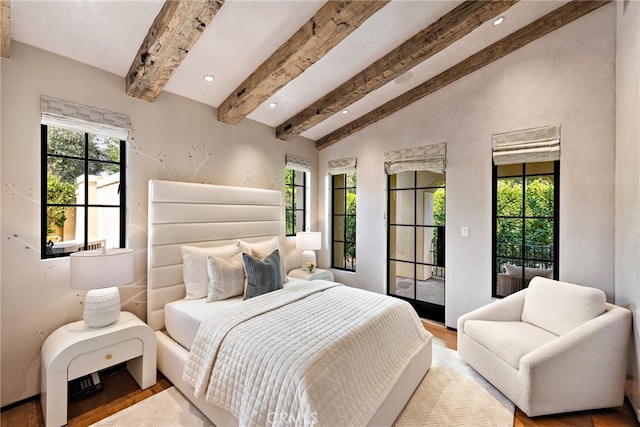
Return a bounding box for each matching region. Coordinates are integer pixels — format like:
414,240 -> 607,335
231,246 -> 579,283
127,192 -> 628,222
206,253 -> 245,302
238,237 -> 288,283
243,250 -> 283,300
504,263 -> 553,280
504,263 -> 520,276
181,243 -> 240,299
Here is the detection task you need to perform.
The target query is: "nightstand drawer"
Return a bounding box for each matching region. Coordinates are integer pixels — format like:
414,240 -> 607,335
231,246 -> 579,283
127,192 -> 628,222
68,338 -> 143,380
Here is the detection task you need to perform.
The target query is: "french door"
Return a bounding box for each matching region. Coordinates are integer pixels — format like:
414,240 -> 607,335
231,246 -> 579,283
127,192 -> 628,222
387,170 -> 445,322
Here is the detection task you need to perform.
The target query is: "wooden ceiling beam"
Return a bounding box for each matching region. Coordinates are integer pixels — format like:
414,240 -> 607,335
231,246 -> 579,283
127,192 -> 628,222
277,0 -> 519,141
1,0 -> 10,59
217,0 -> 389,126
126,0 -> 224,102
316,0 -> 611,150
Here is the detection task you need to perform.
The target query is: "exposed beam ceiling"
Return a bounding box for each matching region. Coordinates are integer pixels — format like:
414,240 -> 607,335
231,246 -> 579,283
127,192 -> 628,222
9,1 -> 613,150
216,0 -> 389,126
276,0 -> 519,141
126,0 -> 224,102
316,0 -> 611,150
1,0 -> 9,59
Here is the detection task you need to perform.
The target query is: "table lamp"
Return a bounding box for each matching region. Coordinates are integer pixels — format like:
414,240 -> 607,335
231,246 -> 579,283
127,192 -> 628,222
296,231 -> 321,271
70,248 -> 134,328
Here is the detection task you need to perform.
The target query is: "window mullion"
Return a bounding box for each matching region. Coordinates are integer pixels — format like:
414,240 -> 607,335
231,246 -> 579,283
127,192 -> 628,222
83,133 -> 90,250
413,172 -> 418,301
119,139 -> 126,248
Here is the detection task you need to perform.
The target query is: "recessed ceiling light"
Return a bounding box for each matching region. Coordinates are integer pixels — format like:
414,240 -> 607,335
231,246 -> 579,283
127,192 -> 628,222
394,71 -> 414,85
342,109 -> 349,114
203,74 -> 215,82
493,16 -> 505,26
269,102 -> 278,109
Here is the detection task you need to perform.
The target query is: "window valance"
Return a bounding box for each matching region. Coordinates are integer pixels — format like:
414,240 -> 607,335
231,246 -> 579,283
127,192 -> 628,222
384,142 -> 446,175
40,95 -> 131,141
492,124 -> 560,165
285,154 -> 311,172
328,157 -> 357,175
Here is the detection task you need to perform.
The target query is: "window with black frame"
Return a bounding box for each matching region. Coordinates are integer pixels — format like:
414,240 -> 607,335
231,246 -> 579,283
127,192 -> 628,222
387,170 -> 445,322
41,124 -> 126,259
492,125 -> 560,297
285,168 -> 307,236
331,172 -> 356,271
493,161 -> 559,297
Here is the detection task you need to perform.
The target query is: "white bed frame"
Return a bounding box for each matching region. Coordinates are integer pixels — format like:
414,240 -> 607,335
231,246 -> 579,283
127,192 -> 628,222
146,179 -> 431,426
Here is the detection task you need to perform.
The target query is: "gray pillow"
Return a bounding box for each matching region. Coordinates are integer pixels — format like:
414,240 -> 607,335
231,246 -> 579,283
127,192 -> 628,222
243,250 -> 283,300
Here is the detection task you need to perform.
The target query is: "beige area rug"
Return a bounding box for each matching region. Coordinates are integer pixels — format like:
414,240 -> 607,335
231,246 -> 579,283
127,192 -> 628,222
394,340 -> 514,426
92,341 -> 514,427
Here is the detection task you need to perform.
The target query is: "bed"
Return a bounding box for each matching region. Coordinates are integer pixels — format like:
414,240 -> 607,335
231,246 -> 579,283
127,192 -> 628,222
146,179 -> 432,426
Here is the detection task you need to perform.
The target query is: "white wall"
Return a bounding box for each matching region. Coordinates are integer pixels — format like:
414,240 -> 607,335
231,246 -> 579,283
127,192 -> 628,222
0,42 -> 318,406
318,5 -> 616,328
615,0 -> 640,416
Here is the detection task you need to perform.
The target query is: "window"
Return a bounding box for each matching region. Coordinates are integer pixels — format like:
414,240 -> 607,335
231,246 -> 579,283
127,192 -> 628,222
41,124 -> 126,258
331,172 -> 356,271
285,169 -> 307,236
387,171 -> 445,321
493,161 -> 559,297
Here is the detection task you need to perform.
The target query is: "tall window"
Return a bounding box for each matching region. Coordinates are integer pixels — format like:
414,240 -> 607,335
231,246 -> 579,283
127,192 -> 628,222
493,161 -> 559,297
331,172 -> 356,271
41,124 -> 126,259
387,171 -> 445,321
285,169 -> 307,236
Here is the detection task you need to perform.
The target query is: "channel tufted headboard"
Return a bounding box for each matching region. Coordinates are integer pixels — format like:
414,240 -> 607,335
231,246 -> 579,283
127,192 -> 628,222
146,179 -> 283,331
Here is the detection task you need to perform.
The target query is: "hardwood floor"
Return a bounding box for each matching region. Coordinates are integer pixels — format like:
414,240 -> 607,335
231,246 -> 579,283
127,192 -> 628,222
1,320 -> 638,426
0,365 -> 172,427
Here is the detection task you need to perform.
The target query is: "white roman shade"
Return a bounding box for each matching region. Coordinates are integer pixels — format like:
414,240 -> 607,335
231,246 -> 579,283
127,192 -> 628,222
285,154 -> 311,172
328,157 -> 357,175
41,95 -> 131,141
384,142 -> 446,175
492,124 -> 560,165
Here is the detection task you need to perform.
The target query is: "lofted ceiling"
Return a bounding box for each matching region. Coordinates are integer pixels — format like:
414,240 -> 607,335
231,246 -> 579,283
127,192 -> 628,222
3,0 -> 610,149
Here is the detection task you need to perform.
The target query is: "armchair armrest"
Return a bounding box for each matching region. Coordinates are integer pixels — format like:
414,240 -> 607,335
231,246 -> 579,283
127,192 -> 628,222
517,304 -> 631,416
457,290 -> 527,349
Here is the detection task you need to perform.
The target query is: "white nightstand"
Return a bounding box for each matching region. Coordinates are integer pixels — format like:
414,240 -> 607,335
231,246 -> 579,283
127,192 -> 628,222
288,268 -> 334,281
41,311 -> 156,427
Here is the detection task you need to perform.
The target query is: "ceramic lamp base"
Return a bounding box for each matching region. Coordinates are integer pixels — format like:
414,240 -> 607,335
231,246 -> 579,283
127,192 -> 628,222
301,250 -> 316,271
83,287 -> 121,328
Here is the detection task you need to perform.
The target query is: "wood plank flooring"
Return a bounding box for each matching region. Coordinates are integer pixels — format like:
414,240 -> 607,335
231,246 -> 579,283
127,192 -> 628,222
2,320 -> 638,426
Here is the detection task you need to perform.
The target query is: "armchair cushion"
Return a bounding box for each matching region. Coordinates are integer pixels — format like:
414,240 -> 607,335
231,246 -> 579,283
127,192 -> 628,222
521,278 -> 606,335
464,320 -> 557,369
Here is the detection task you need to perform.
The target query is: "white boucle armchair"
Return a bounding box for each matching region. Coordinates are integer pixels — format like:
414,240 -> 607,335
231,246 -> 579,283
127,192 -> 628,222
457,277 -> 631,417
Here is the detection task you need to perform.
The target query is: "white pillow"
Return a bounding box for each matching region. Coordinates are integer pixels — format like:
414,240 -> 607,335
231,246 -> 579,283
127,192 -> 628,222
206,253 -> 245,302
238,237 -> 288,283
504,263 -> 553,280
181,243 -> 240,299
504,263 -> 519,276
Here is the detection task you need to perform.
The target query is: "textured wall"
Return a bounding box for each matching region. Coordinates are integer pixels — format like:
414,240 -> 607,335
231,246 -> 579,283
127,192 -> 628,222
0,42 -> 317,406
317,5 -> 616,326
615,0 -> 640,418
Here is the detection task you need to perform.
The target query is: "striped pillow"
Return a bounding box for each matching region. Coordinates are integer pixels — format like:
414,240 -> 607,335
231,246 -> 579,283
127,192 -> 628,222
206,253 -> 245,302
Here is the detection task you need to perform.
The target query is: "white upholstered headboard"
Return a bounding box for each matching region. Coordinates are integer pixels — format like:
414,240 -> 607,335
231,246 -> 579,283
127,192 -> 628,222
146,179 -> 283,331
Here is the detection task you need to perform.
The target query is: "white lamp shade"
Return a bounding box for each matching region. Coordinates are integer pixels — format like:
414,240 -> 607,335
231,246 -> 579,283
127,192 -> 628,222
296,232 -> 321,251
70,248 -> 134,290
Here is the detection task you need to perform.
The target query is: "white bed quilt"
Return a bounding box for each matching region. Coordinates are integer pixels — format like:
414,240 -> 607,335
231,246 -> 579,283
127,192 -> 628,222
183,281 -> 430,427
